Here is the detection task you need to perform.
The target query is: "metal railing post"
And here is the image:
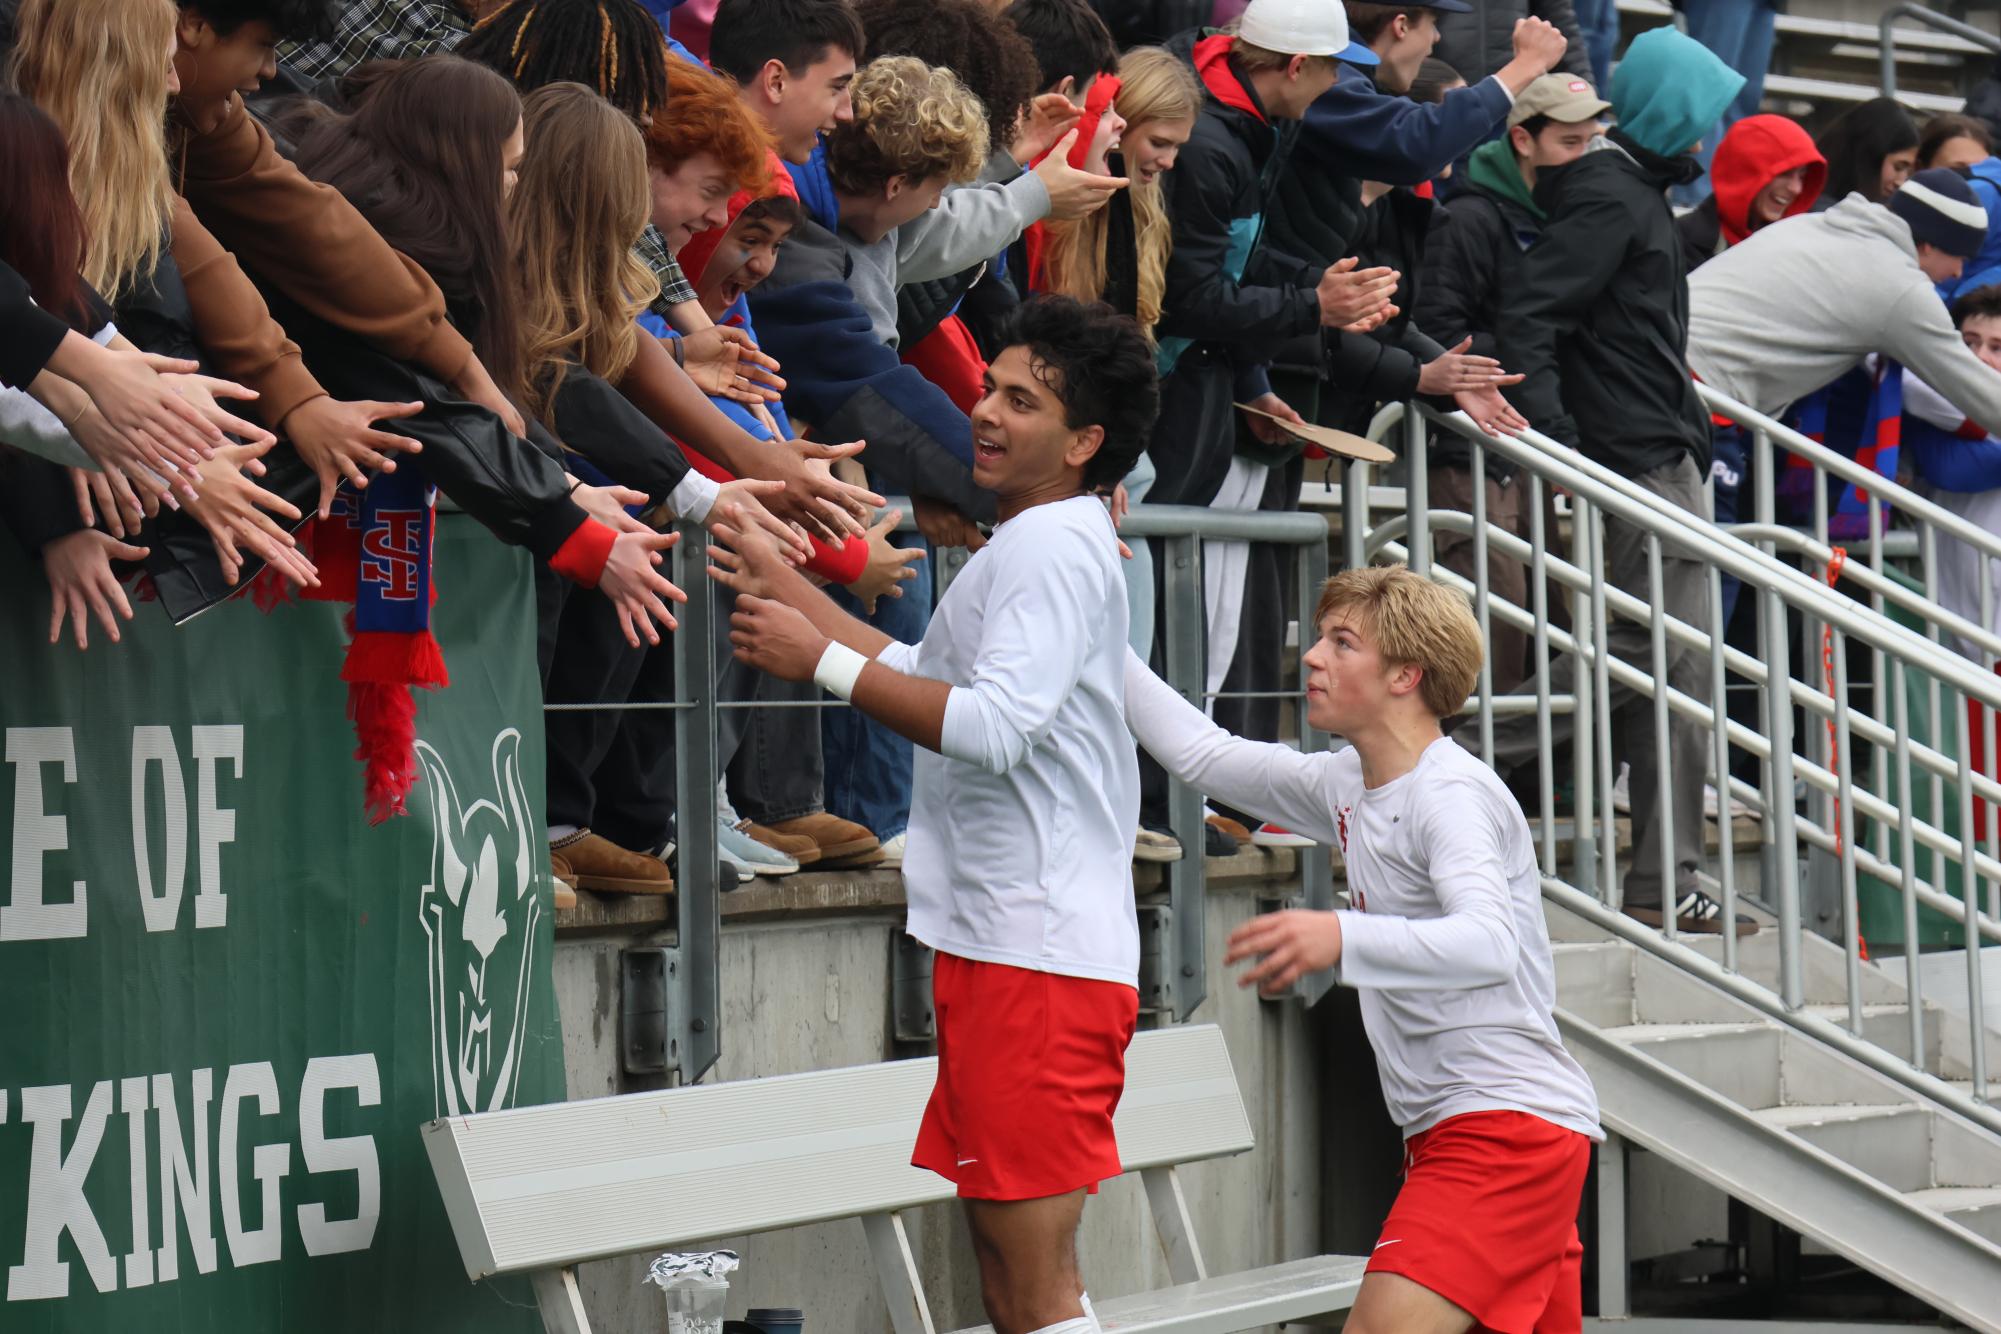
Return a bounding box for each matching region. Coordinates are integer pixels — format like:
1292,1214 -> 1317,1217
1531,473 -> 1558,876
1406,409 -> 1431,575
1591,506 -> 1618,907
1161,532 -> 1208,1021
1647,534 -> 1676,941
670,520 -> 722,1084
1343,458 -> 1369,573
1710,565 -> 1739,974
1880,3 -> 2001,100
1764,584 -> 1804,1009
1472,442 -> 1495,760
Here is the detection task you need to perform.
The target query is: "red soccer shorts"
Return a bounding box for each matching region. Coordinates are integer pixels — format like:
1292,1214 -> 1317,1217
911,951 -> 1140,1201
1366,1110 -> 1594,1334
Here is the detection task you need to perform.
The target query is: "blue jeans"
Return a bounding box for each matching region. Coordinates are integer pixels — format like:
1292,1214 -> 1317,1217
1673,0 -> 1779,207
1573,0 -> 1619,93
821,532 -> 931,840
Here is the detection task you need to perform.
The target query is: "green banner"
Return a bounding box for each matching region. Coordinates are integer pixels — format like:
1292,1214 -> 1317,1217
0,515 -> 564,1331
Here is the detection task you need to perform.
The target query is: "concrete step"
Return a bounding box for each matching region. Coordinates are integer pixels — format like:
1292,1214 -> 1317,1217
1905,1185 -> 2001,1247
1760,1102 -> 1938,1192
1601,1021 -> 1785,1108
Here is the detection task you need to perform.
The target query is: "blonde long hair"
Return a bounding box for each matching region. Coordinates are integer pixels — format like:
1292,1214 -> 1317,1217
9,0 -> 177,300
509,82 -> 661,426
1039,46 -> 1200,338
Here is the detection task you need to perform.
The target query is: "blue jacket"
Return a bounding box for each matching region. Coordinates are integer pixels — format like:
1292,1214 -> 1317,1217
745,145 -> 994,521
641,301 -> 796,444
1940,157 -> 2001,303
1907,411 -> 2001,494
1296,62 -> 1513,188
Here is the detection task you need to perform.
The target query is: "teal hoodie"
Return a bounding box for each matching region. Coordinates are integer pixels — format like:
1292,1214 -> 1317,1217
1609,27 -> 1746,161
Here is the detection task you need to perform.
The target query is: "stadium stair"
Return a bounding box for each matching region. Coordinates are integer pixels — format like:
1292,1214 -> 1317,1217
1547,896 -> 2001,1328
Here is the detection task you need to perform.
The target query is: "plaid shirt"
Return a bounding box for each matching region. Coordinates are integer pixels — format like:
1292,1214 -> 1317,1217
635,226 -> 699,318
278,0 -> 473,83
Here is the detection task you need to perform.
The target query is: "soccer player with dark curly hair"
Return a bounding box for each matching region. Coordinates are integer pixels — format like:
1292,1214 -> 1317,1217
711,295 -> 1159,1334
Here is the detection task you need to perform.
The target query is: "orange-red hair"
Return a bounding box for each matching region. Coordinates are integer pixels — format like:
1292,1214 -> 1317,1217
644,57 -> 773,194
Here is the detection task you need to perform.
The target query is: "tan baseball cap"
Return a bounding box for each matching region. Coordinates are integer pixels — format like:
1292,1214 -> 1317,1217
1507,74 -> 1611,129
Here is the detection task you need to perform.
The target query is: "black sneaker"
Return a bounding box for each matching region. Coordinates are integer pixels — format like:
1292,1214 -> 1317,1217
1626,891 -> 1756,938
1203,820 -> 1240,858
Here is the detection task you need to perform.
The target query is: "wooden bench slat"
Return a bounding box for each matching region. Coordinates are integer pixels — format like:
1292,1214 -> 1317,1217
946,1255 -> 1370,1334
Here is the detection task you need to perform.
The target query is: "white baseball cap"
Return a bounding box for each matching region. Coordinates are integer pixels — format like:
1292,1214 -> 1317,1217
1238,0 -> 1380,65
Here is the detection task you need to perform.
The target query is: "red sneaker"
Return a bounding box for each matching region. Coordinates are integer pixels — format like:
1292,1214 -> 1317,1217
1251,823 -> 1315,849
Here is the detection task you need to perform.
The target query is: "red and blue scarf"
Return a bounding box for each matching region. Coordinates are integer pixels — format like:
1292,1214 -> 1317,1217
301,464 -> 449,823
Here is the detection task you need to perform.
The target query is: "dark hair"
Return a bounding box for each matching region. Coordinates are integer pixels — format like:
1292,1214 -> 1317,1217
1407,56 -> 1460,106
0,92 -> 88,321
1342,2 -> 1425,45
1513,112 -> 1551,141
176,0 -> 335,43
284,56 -> 526,398
1952,283 -> 2001,326
1815,96 -> 1920,204
999,294 -> 1160,490
708,0 -> 866,85
1000,0 -> 1115,96
860,0 -> 1038,154
1920,111 -> 1994,169
458,0 -> 669,122
739,194 -> 803,230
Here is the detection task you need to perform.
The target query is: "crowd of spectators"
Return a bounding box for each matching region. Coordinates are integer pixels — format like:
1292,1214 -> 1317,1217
9,0 -> 2001,934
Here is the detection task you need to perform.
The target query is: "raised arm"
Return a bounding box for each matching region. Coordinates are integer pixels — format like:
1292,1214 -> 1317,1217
1123,649 -> 1340,842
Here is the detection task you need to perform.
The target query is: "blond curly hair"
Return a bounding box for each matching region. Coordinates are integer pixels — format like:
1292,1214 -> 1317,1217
824,55 -> 989,196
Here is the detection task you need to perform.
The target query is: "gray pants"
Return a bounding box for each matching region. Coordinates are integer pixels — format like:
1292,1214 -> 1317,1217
1465,455 -> 1711,909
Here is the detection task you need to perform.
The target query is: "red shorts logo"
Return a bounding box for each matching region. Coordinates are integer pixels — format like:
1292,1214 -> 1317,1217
362,510 -> 425,601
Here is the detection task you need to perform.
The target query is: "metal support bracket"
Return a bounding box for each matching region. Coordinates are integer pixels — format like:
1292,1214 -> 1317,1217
669,523 -> 722,1084
892,934 -> 936,1045
1136,902 -> 1174,1014
861,1211 -> 937,1334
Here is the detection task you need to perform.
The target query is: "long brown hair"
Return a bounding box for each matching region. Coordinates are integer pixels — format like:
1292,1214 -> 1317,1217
8,0 -> 176,301
1038,46 -> 1198,338
283,56 -> 526,398
510,82 -> 660,425
0,93 -> 91,321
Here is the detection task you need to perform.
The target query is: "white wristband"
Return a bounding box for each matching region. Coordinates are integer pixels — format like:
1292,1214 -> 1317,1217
813,641 -> 869,701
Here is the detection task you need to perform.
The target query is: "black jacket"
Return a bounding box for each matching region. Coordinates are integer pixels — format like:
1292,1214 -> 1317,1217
1155,31 -> 1319,364
1417,181 -> 1545,478
1673,195 -> 1726,274
1310,188 -> 1447,438
0,259 -> 69,390
1435,2 -> 1591,85
544,363 -> 692,505
1497,132 -> 1711,478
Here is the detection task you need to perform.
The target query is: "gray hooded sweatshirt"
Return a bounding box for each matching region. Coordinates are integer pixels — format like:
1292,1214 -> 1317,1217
1687,193 -> 2001,431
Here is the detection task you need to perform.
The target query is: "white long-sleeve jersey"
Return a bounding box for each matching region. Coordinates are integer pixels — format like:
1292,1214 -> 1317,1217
1124,654 -> 1601,1140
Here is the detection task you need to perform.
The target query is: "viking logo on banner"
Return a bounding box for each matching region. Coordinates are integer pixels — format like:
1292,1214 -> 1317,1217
416,732 -> 544,1119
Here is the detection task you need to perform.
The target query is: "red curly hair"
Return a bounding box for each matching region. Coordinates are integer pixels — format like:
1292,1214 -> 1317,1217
644,57 -> 774,194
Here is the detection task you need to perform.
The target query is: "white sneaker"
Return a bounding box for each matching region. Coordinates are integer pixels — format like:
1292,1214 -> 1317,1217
1611,763 -> 1631,815
877,831 -> 907,868
1133,826 -> 1182,863
718,818 -> 799,876
1250,822 -> 1315,849
1704,783 -> 1756,821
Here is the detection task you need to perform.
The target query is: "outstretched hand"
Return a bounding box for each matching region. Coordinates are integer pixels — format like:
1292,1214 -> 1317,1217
706,512 -> 800,605
1454,384 -> 1530,438
1223,909 -> 1344,996
43,529 -> 150,650
597,527 -> 687,647
728,594 -> 830,682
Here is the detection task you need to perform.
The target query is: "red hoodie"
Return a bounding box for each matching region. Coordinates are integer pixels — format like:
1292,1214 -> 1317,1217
1710,114 -> 1827,248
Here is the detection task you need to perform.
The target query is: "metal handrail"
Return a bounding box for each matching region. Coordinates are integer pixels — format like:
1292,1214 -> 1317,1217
1403,404 -> 2000,1098
1881,2 -> 2001,101
1414,406 -> 2001,708
1695,383 -> 2001,570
